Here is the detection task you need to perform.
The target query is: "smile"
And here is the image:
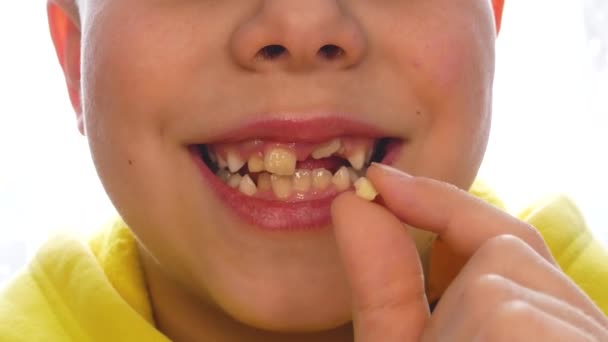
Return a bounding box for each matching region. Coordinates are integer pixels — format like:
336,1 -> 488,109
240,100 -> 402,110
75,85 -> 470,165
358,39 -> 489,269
190,116 -> 403,230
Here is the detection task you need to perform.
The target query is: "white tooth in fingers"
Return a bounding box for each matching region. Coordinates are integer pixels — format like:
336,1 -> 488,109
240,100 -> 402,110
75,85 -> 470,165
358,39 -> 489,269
311,138 -> 342,159
312,168 -> 332,190
216,169 -> 231,182
264,147 -> 297,176
293,169 -> 312,192
332,166 -> 351,191
227,151 -> 246,173
238,174 -> 257,196
354,177 -> 378,201
248,154 -> 265,173
271,174 -> 293,199
227,174 -> 242,189
347,148 -> 366,170
257,173 -> 272,192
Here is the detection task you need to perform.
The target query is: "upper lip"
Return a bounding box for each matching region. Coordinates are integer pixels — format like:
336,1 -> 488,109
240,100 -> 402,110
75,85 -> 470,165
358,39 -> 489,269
192,112 -> 398,144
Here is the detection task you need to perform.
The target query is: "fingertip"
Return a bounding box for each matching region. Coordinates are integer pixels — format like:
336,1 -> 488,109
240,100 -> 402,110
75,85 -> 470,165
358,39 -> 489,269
331,191 -> 359,214
368,162 -> 412,181
331,191 -> 377,237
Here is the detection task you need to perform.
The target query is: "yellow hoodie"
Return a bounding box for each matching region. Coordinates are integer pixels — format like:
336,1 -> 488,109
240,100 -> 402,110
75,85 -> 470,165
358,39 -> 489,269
1,186 -> 607,341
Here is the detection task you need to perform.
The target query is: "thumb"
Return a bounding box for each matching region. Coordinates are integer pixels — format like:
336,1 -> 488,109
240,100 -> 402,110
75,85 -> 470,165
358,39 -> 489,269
332,192 -> 430,342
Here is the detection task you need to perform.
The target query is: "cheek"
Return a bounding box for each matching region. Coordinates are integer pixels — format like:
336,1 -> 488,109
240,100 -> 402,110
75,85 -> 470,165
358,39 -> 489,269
82,4 -> 218,142
403,23 -> 494,186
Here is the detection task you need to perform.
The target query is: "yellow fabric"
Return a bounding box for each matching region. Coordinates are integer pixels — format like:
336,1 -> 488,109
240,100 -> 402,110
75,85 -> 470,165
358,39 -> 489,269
0,185 -> 607,340
0,221 -> 170,342
517,195 -> 608,316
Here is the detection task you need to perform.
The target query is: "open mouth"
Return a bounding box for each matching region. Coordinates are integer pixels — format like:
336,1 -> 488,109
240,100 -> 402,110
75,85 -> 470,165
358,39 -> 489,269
188,117 -> 403,230
194,136 -> 398,202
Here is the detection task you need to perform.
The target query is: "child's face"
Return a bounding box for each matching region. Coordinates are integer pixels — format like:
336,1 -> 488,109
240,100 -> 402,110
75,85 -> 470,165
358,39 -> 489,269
74,0 -> 497,332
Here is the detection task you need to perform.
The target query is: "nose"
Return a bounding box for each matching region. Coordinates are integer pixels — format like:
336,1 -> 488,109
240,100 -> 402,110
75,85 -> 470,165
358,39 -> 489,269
230,0 -> 367,72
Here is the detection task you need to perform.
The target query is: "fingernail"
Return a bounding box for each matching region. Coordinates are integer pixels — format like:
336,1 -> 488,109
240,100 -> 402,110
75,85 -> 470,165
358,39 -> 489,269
370,162 -> 412,178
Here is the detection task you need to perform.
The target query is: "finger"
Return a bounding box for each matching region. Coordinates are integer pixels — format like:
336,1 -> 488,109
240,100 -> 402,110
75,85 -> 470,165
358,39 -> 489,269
474,300 -> 597,342
366,163 -> 555,264
431,274 -> 608,341
432,235 -> 608,330
331,192 -> 429,342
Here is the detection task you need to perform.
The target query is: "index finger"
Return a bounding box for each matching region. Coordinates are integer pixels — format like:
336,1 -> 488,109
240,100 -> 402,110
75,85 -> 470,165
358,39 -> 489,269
366,163 -> 556,265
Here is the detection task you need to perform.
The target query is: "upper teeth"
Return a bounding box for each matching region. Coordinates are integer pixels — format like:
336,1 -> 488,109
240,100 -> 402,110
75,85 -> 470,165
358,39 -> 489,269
347,148 -> 366,170
311,138 -> 342,159
264,147 -> 297,176
247,154 -> 265,173
214,138 -> 375,176
227,151 -> 246,173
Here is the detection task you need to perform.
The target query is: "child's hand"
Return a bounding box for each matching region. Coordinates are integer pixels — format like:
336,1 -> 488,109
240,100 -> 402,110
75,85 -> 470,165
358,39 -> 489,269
331,164 -> 608,341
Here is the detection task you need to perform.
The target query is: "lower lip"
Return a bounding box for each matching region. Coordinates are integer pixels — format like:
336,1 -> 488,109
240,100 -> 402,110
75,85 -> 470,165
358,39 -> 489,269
190,143 -> 402,231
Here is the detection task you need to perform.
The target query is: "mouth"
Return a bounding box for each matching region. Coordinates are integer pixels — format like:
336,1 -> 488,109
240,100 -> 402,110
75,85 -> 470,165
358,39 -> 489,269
189,117 -> 403,230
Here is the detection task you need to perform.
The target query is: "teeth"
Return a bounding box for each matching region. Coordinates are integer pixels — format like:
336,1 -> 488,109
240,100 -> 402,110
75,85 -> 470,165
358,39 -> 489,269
227,174 -> 242,189
271,174 -> 293,199
347,167 -> 359,183
257,173 -> 272,192
227,151 -> 246,173
264,147 -> 297,176
312,168 -> 332,190
354,177 -> 378,201
293,169 -> 312,192
216,169 -> 231,182
208,149 -> 218,164
238,174 -> 257,196
311,138 -> 342,159
332,166 -> 351,191
217,154 -> 228,169
347,148 -> 366,171
247,154 -> 265,173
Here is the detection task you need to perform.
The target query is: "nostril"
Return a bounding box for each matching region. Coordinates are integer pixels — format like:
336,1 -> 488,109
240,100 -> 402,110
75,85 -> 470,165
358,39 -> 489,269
258,45 -> 288,60
318,44 -> 344,59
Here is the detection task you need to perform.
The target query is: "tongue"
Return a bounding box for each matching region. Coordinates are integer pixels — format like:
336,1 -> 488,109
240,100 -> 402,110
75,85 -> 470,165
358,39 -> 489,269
295,156 -> 346,172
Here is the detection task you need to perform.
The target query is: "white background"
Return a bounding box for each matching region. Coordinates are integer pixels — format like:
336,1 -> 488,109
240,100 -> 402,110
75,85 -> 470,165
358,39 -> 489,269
1,1 -> 607,283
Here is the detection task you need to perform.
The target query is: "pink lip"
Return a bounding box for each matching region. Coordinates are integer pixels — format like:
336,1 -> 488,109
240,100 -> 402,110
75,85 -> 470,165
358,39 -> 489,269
190,117 -> 402,230
202,116 -> 388,143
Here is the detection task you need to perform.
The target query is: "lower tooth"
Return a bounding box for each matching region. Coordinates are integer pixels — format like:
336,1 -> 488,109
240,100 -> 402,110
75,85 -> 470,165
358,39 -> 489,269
332,166 -> 351,191
216,169 -> 231,182
293,170 -> 312,192
227,174 -> 242,188
271,175 -> 293,199
238,174 -> 257,196
312,168 -> 332,190
257,173 -> 272,192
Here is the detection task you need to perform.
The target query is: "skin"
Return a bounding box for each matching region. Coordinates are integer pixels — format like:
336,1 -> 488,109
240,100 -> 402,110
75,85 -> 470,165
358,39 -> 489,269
47,0 -> 607,341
